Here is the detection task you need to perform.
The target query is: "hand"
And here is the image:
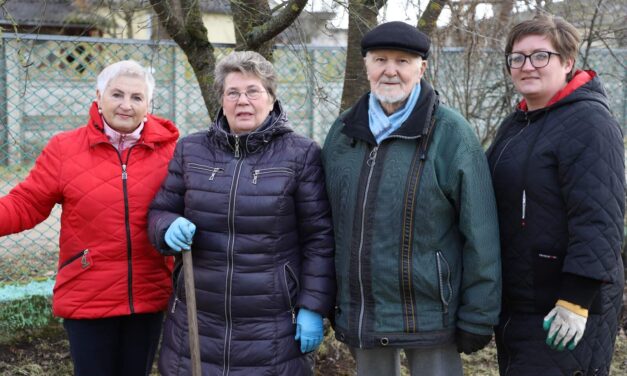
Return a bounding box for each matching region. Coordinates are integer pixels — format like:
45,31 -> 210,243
455,329 -> 492,355
164,217 -> 196,252
543,300 -> 587,351
294,308 -> 323,353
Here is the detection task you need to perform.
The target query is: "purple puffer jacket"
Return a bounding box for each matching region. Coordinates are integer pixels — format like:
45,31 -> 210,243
148,102 -> 335,376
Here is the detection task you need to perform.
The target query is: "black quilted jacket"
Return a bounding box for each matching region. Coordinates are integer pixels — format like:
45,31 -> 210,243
487,72 -> 624,314
487,72 -> 625,375
148,102 -> 335,376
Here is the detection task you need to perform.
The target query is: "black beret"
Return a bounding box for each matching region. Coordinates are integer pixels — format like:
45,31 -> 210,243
361,21 -> 431,59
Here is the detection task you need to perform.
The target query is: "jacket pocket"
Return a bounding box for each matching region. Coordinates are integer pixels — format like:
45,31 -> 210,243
187,162 -> 224,180
54,249 -> 93,292
435,250 -> 452,327
533,251 -> 562,312
281,262 -> 300,322
252,167 -> 295,185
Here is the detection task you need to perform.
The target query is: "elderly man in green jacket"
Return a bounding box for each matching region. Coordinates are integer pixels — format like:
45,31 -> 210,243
321,21 -> 501,376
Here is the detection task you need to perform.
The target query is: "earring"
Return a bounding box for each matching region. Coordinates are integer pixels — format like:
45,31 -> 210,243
143,116 -> 148,123
98,107 -> 102,114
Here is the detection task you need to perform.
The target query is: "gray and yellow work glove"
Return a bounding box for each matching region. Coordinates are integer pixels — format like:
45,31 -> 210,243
543,299 -> 587,351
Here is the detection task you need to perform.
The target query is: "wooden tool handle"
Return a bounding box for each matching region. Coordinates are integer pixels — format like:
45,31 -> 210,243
183,250 -> 201,376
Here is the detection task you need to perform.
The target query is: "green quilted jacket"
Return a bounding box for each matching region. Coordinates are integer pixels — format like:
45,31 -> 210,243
321,81 -> 501,349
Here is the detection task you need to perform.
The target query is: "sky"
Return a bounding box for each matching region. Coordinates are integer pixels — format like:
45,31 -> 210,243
307,0 -> 495,29
308,0 -> 566,30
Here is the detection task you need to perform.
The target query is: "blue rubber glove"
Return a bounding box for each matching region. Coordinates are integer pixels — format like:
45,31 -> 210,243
294,308 -> 323,353
164,217 -> 196,252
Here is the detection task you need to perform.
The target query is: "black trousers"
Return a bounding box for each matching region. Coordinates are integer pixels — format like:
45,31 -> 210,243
63,312 -> 163,376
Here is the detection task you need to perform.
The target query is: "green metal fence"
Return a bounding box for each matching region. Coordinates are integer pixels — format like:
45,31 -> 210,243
0,33 -> 625,287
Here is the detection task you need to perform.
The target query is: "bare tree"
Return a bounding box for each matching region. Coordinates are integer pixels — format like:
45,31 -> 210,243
149,0 -> 308,115
339,0 -> 384,112
427,0 -> 516,146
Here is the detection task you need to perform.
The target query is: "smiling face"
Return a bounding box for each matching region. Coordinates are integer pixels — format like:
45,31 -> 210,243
222,72 -> 274,134
96,75 -> 149,133
510,35 -> 573,111
364,49 -> 427,114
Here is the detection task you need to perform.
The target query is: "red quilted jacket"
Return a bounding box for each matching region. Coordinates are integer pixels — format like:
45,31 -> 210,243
0,102 -> 179,319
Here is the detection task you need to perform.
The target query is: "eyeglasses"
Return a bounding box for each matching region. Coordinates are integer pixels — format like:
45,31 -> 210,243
224,88 -> 266,101
506,51 -> 561,69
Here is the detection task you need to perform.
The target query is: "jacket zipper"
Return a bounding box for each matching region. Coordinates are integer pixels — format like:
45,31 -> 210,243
117,146 -> 136,314
491,120 -> 530,229
188,163 -> 224,180
502,315 -> 512,375
357,145 -> 379,348
283,263 -> 299,323
491,120 -> 529,177
58,249 -> 89,270
223,146 -> 245,376
435,251 -> 452,327
252,167 -> 295,184
170,264 -> 184,313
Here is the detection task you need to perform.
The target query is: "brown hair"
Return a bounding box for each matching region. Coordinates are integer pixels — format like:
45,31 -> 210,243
505,14 -> 580,80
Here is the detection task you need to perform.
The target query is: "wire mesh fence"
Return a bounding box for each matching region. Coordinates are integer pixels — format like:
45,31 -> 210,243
0,33 -> 625,286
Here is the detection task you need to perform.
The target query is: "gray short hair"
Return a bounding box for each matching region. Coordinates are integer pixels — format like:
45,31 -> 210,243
97,60 -> 155,102
214,51 -> 277,101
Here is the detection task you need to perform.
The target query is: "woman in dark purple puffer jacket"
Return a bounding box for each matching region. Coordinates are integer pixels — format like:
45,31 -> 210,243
148,51 -> 335,376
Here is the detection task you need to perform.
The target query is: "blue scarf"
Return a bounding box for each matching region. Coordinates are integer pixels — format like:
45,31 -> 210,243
368,83 -> 421,144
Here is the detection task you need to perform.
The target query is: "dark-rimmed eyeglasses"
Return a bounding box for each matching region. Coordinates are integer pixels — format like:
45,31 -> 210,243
224,88 -> 266,101
506,51 -> 561,69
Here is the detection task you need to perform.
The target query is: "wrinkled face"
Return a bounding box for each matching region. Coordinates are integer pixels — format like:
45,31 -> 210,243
510,35 -> 573,110
97,75 -> 149,133
222,72 -> 274,134
364,49 -> 427,114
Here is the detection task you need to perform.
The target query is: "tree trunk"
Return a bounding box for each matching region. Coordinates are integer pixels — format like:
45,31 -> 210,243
150,0 -> 220,116
339,0 -> 384,112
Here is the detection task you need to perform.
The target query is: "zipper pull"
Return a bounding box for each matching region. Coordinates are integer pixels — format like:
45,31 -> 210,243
367,146 -> 378,167
291,308 -> 296,324
521,189 -> 527,227
121,164 -> 128,180
252,170 -> 259,184
234,136 -> 240,158
171,297 -> 179,313
80,249 -> 90,269
209,168 -> 218,181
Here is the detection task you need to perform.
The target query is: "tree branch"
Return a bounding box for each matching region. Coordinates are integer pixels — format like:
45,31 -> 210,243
417,0 -> 447,35
580,0 -> 603,69
244,0 -> 309,51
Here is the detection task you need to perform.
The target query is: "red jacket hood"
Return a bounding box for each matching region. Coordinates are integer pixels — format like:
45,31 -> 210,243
517,70 -> 596,111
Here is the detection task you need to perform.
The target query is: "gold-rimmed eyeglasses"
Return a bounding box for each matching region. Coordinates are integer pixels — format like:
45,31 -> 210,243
224,88 -> 266,101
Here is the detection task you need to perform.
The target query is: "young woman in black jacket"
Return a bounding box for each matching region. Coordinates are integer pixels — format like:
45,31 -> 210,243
487,14 -> 624,376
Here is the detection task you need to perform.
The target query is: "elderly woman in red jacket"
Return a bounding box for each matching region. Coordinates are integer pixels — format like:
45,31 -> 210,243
0,60 -> 179,376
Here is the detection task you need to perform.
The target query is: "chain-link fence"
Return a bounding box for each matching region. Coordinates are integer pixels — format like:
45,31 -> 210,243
0,33 -> 625,287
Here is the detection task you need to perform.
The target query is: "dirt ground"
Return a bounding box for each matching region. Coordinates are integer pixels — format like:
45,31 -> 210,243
1,317 -> 626,376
